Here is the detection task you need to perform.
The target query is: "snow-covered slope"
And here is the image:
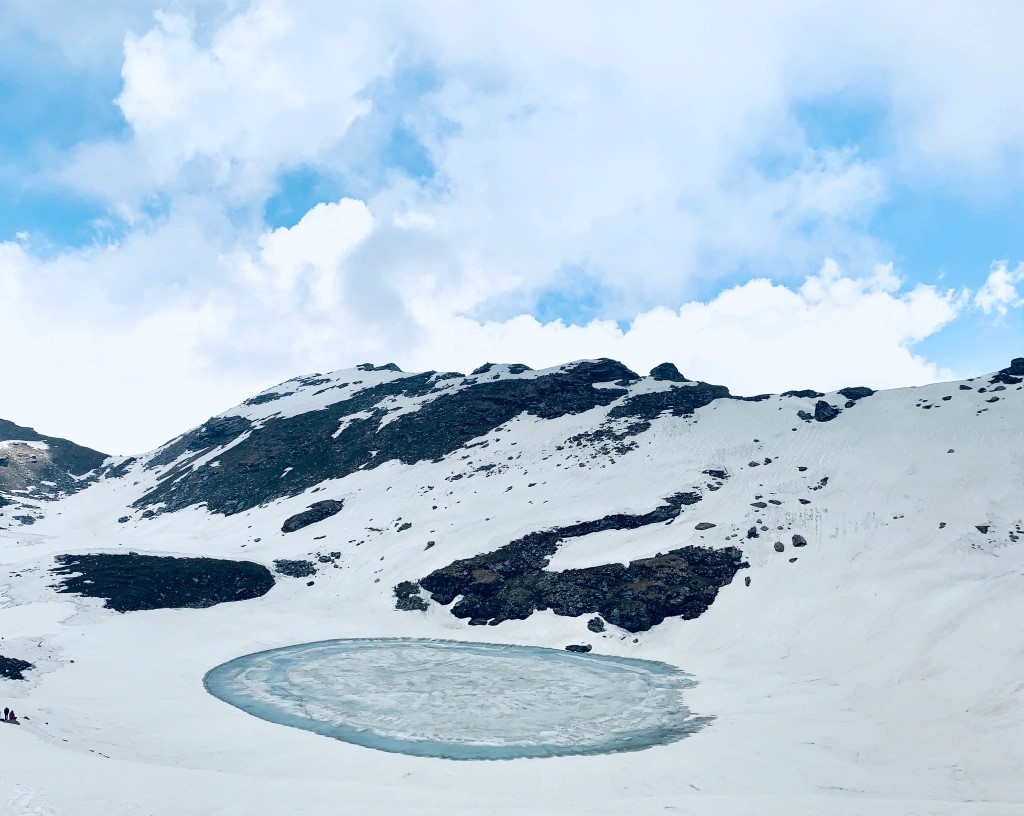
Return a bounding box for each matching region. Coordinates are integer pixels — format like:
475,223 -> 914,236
0,357 -> 1021,815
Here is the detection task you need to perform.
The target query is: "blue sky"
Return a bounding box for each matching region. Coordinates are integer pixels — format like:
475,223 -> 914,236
0,1 -> 1021,452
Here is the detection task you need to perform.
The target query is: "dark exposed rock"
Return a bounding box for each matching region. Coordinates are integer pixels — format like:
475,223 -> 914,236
744,576 -> 751,586
274,559 -> 317,578
608,381 -> 731,422
565,423 -> 645,457
396,522 -> 412,532
117,516 -> 130,524
649,362 -> 689,382
357,363 -> 402,372
938,522 -> 946,529
102,457 -> 137,479
471,363 -> 495,375
565,644 -> 592,653
783,389 -> 824,398
989,357 -> 1024,385
136,361 -> 638,517
838,386 -> 875,401
774,542 -> 785,552
791,534 -> 808,547
587,616 -> 606,633
797,410 -> 813,422
403,492 -> 745,632
959,384 -> 972,390
281,500 -> 345,533
243,392 -> 286,406
507,364 -> 533,374
51,553 -> 274,612
14,515 -> 35,525
975,525 -> 990,534
750,501 -> 767,509
694,522 -> 716,530
296,375 -> 331,387
703,468 -> 728,480
145,415 -> 253,471
746,526 -> 759,539
813,401 -> 841,422
394,581 -> 429,611
0,655 -> 34,681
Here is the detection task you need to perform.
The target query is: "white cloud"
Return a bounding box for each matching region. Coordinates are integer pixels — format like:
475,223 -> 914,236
3,1 -> 1022,452
974,261 -> 1024,317
0,205 -> 966,454
59,2 -> 393,213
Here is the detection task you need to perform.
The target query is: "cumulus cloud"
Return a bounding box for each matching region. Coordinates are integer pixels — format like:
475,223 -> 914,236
2,1 -> 1022,452
974,261 -> 1024,317
59,2 -> 394,212
0,201 -> 966,454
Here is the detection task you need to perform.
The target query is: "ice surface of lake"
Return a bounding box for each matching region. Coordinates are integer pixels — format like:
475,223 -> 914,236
204,638 -> 711,759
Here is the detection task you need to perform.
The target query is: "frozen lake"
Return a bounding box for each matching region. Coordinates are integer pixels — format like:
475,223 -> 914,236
203,638 -> 711,759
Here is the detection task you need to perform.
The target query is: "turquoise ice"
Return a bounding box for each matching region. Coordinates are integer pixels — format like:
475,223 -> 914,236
204,638 -> 711,759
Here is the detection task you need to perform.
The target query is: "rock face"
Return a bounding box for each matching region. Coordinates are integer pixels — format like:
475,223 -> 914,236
0,655 -> 34,681
274,559 -> 317,578
838,386 -> 875,401
813,401 -> 841,422
400,491 -> 747,632
133,360 -> 640,517
649,362 -> 689,382
393,581 -> 429,611
990,357 -> 1024,385
419,545 -> 747,633
281,500 -> 344,533
0,418 -> 107,503
51,554 -> 274,612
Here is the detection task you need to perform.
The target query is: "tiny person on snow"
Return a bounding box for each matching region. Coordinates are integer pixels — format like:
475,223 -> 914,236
2,707 -> 7,720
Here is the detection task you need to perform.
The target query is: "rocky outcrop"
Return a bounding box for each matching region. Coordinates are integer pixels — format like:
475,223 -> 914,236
274,559 -> 317,578
399,491 -> 747,632
134,360 -> 638,517
649,362 -> 689,382
0,655 -> 34,681
394,581 -> 429,611
608,382 -> 732,423
0,418 -> 107,503
281,500 -> 344,533
989,357 -> 1024,386
51,554 -> 274,612
813,401 -> 841,422
838,386 -> 875,401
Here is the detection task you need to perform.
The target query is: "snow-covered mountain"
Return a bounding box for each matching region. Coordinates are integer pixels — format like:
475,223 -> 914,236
0,418 -> 106,521
0,357 -> 1021,815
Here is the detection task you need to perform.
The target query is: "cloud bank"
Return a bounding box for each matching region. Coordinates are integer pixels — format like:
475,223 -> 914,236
0,0 -> 1021,452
